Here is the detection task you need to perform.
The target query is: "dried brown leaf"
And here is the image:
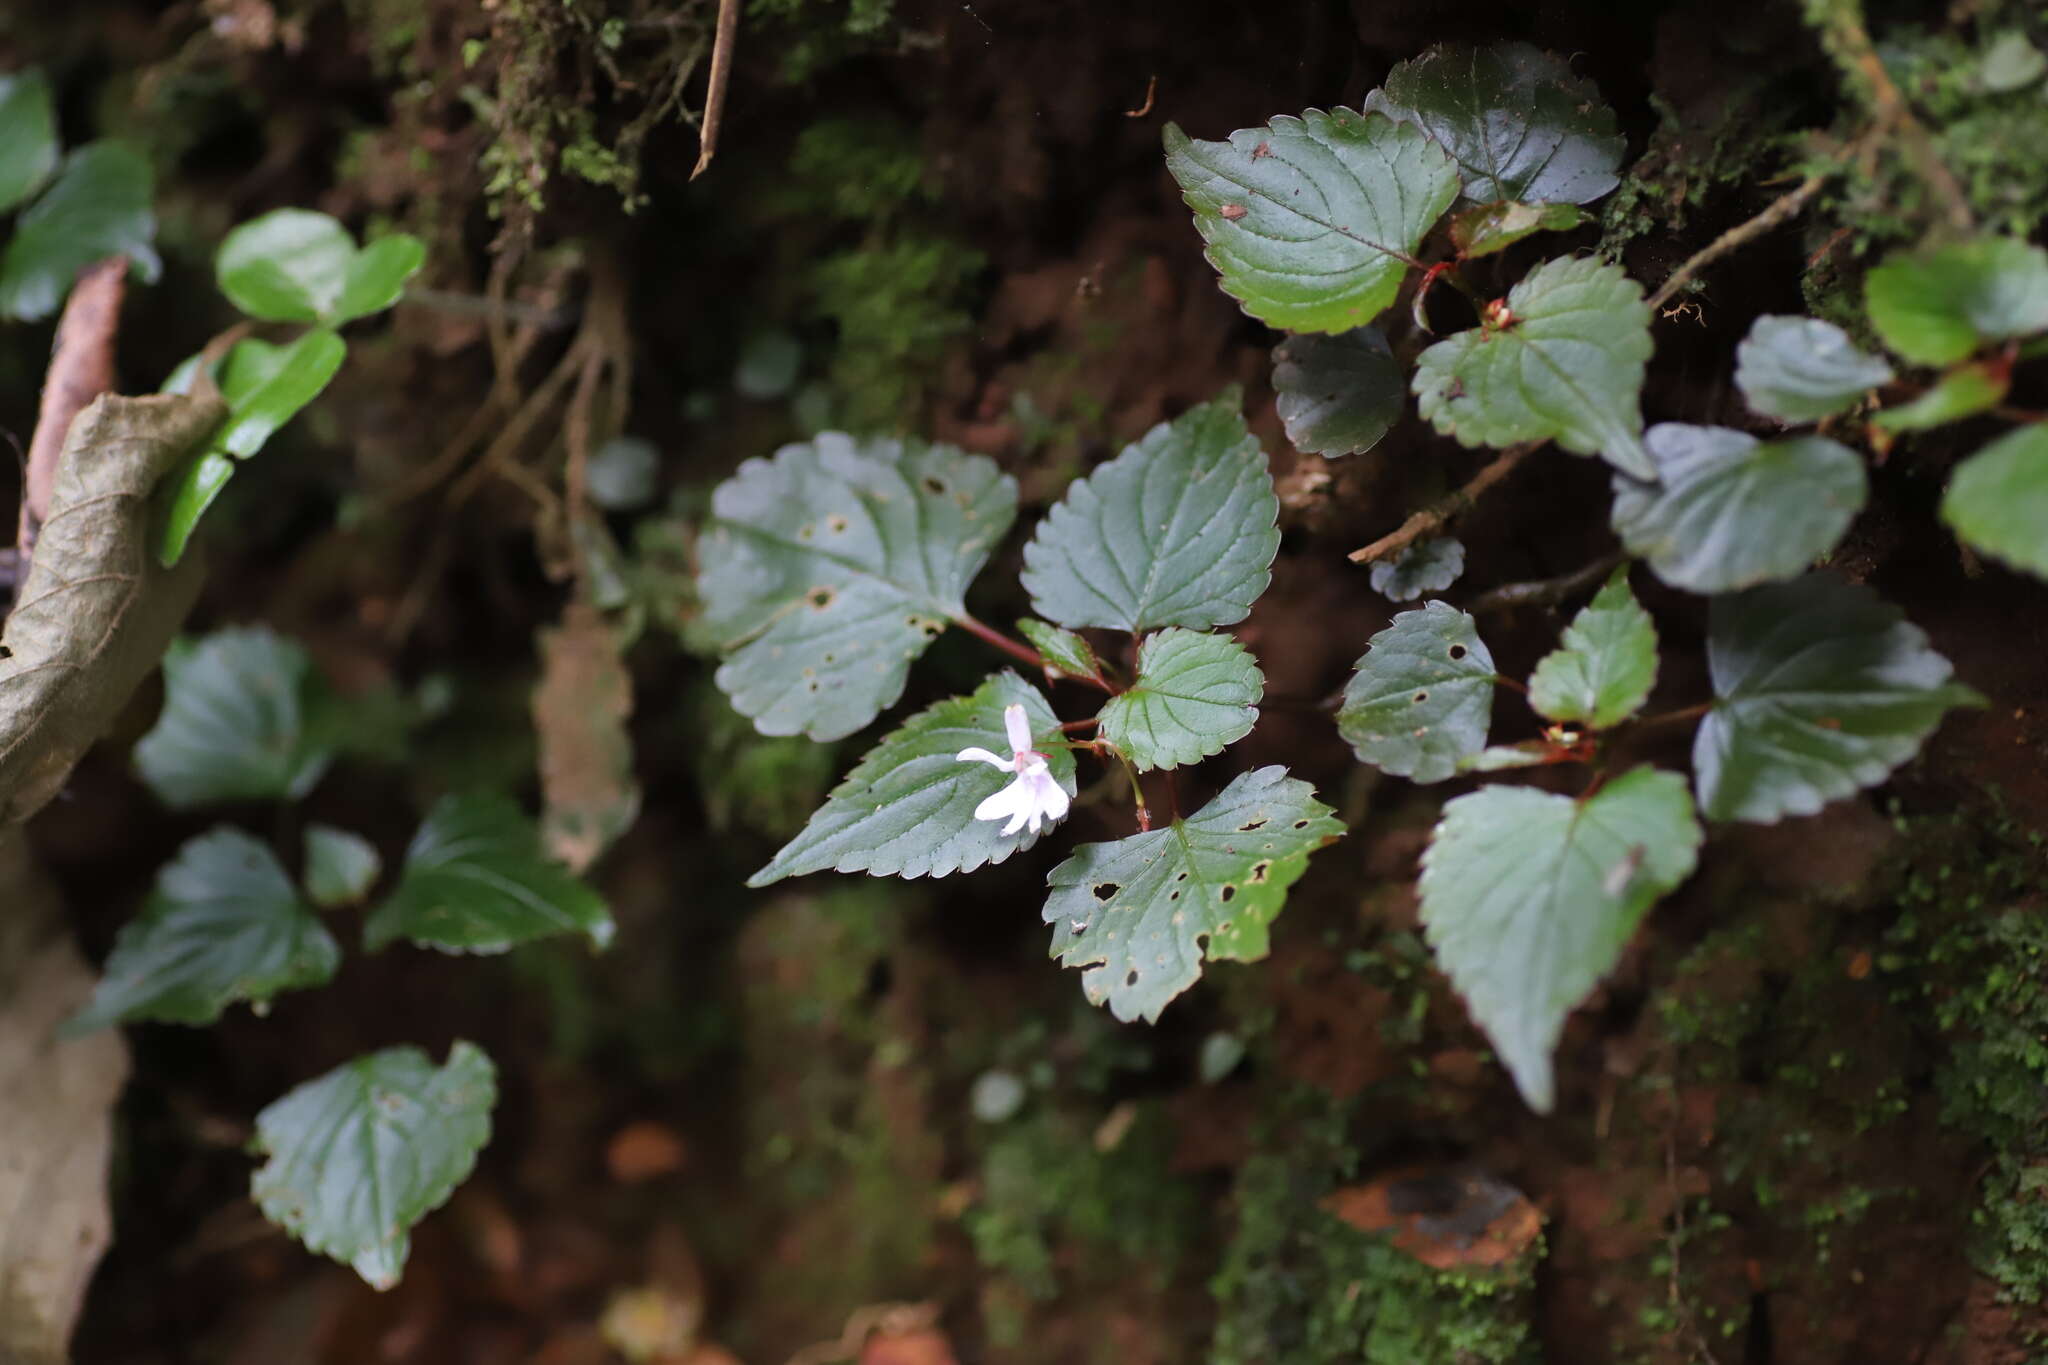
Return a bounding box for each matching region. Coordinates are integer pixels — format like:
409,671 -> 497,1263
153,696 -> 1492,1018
533,602 -> 640,871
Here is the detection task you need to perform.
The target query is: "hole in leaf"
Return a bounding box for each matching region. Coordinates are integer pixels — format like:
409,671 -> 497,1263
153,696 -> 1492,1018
1220,885 -> 1236,903
1093,883 -> 1120,902
826,514 -> 849,533
1174,871 -> 1188,882
1448,644 -> 1467,661
1250,860 -> 1271,883
1125,969 -> 1139,987
806,586 -> 835,610
1412,690 -> 1429,704
922,475 -> 948,495
1293,819 -> 1310,829
1238,817 -> 1268,832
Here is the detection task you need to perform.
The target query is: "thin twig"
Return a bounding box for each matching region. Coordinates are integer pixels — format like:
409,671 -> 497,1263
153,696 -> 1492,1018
21,257 -> 127,557
1347,441 -> 1543,565
1468,551 -> 1626,614
1647,169 -> 1832,311
691,0 -> 741,180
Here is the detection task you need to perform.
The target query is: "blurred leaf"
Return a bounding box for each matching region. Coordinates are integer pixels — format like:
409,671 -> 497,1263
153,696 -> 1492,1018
157,452 -> 235,567
1338,601 -> 1495,782
303,824 -> 382,908
365,793 -> 614,954
0,68 -> 60,213
1368,536 -> 1464,601
1734,315 -> 1893,422
533,603 -> 641,873
251,1041 -> 496,1289
750,672 -> 1073,885
1872,362 -> 2007,433
1099,629 -> 1262,772
1272,326 -> 1403,457
1421,767 -> 1700,1111
216,208 -> 423,324
1526,567 -> 1656,729
1449,200 -> 1584,257
586,436 -> 661,511
1366,42 -> 1625,204
134,626 -> 334,809
63,827 -> 339,1034
1865,237 -> 2048,366
0,141 -> 158,321
1612,424 -> 1866,593
1695,575 -> 1983,823
1023,393 -> 1278,632
1979,31 -> 2047,92
1414,256 -> 1653,477
215,331 -> 348,457
1045,766 -> 1343,1022
690,681 -> 840,839
1163,110 -> 1458,332
735,329 -> 804,398
698,433 -> 1016,740
1943,422 -> 2048,579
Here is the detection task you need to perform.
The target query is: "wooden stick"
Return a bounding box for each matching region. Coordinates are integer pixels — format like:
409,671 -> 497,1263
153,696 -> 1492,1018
20,257 -> 126,556
690,0 -> 741,180
1347,442 -> 1541,565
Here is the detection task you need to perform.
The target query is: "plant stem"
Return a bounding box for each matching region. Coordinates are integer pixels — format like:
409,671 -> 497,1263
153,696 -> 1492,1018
1469,552 -> 1626,614
1347,441 -> 1544,565
1059,717 -> 1100,733
1634,701 -> 1713,730
955,615 -> 1117,693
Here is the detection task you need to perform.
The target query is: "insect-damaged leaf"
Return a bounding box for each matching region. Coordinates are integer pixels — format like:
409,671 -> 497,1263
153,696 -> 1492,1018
1163,110 -> 1458,333
62,827 -> 339,1034
216,208 -> 424,325
1449,200 -> 1586,258
1526,567 -> 1657,730
364,793 -> 615,954
134,626 -> 336,809
533,602 -> 640,873
251,1041 -> 496,1290
1338,601 -> 1496,783
1864,237 -> 2048,366
1272,326 -> 1404,458
1734,315 -> 1893,423
0,141 -> 158,322
1365,43 -> 1625,205
1420,767 -> 1701,1112
1414,255 -> 1654,478
1943,422 -> 2048,579
1099,629 -> 1263,772
698,432 -> 1017,740
0,68 -> 59,214
750,672 -> 1074,885
0,393 -> 219,826
1369,535 -> 1465,602
1022,392 -> 1279,633
1045,766 -> 1342,1022
1695,575 -> 1983,824
1611,424 -> 1867,594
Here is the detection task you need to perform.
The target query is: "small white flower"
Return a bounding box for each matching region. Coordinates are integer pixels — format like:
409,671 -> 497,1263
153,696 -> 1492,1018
956,702 -> 1071,837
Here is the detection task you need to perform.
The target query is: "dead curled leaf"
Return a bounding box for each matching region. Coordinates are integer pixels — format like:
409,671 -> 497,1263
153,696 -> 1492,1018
0,392 -> 222,826
1321,1165 -> 1543,1271
533,601 -> 641,871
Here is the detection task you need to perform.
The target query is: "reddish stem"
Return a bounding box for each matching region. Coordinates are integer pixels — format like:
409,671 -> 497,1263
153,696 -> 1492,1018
953,614 -> 1116,693
1059,717 -> 1099,733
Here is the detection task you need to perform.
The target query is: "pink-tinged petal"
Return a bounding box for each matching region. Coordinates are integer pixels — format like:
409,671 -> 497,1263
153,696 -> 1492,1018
956,746 -> 1011,769
1003,703 -> 1033,756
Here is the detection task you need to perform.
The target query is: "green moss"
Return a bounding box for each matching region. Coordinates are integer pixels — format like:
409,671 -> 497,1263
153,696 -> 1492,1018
747,0 -> 901,83
1210,1095 -> 1538,1365
808,234 -> 985,429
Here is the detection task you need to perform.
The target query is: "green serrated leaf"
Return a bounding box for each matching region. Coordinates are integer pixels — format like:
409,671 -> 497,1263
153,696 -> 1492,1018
1450,200 -> 1585,257
216,331 -> 349,458
0,68 -> 60,213
0,141 -> 158,322
1366,42 -> 1625,204
62,827 -> 339,1034
1611,424 -> 1867,594
1099,629 -> 1263,772
216,209 -> 424,324
364,793 -> 614,953
1695,575 -> 1984,824
1865,237 -> 2048,366
1526,566 -> 1656,729
749,672 -> 1075,886
157,451 -> 236,567
1413,255 -> 1653,478
1022,393 -> 1278,633
1017,618 -> 1104,683
698,433 -> 1017,740
1734,315 -> 1894,422
1943,423 -> 2048,579
1368,535 -> 1465,601
304,824 -> 382,908
1872,361 -> 2007,433
1045,766 -> 1342,1022
1421,766 -> 1701,1112
1272,326 -> 1403,457
134,626 -> 335,808
1163,110 -> 1458,333
1337,601 -> 1496,782
251,1041 -> 496,1289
